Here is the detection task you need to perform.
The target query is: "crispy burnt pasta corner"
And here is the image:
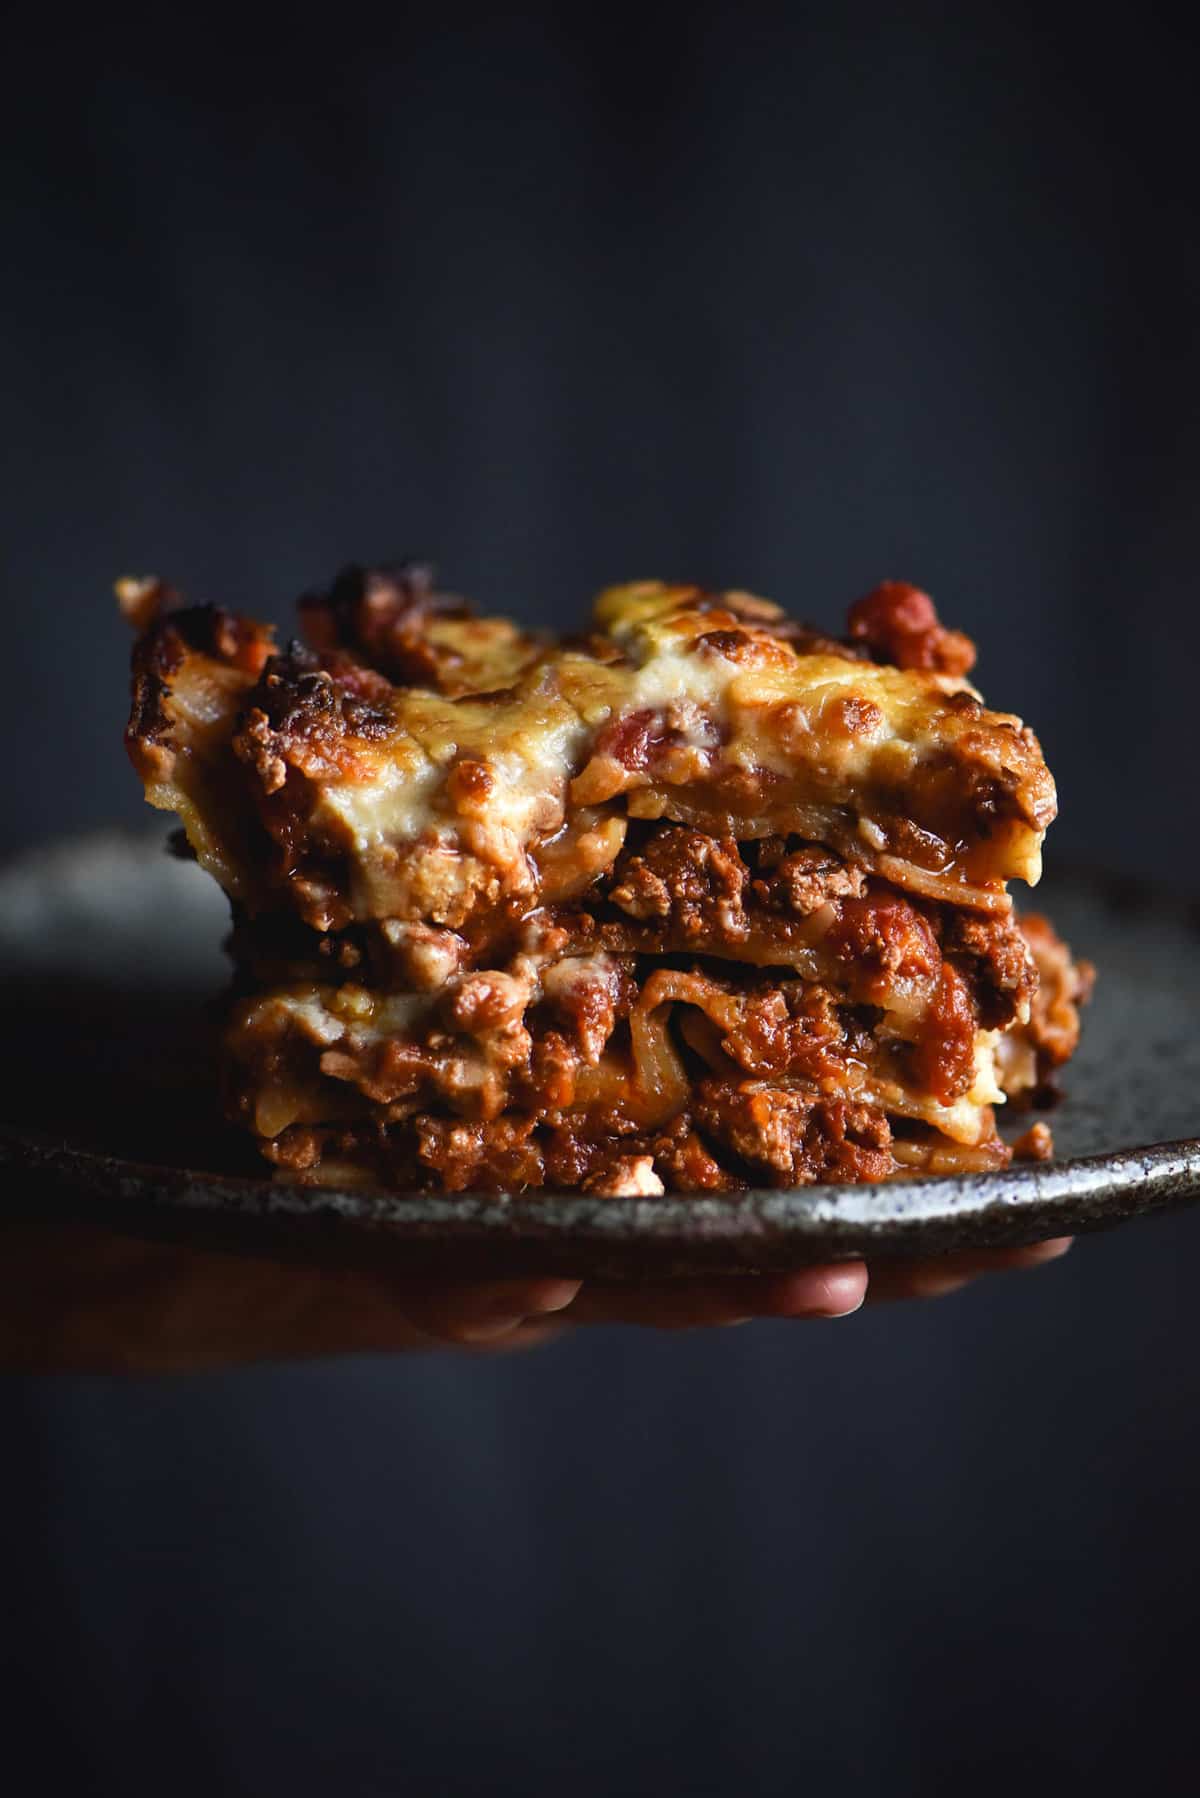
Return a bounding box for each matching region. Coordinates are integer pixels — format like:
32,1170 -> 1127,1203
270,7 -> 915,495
121,565 -> 1091,1194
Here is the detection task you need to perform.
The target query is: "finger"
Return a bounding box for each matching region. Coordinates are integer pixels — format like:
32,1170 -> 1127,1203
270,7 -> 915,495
866,1235 -> 1074,1304
563,1262 -> 868,1329
0,1226 -> 578,1369
393,1276 -> 584,1343
747,1263 -> 870,1319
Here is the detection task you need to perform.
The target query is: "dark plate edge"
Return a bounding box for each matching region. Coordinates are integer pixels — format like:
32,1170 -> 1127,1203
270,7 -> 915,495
4,1127 -> 1200,1279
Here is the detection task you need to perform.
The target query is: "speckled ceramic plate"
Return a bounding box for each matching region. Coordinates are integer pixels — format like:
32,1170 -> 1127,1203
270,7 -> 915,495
1,833 -> 1198,1277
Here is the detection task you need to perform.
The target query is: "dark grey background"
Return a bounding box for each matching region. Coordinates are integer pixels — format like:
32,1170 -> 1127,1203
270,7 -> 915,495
4,7 -> 1200,1793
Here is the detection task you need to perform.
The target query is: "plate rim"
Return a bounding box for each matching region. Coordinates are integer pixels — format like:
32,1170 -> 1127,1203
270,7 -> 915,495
5,1124 -> 1200,1275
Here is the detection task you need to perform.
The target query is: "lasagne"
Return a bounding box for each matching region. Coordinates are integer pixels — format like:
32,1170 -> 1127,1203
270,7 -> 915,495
121,565 -> 1092,1195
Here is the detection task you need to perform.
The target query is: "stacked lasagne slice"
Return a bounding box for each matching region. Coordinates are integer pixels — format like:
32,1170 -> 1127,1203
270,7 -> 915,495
123,566 -> 1091,1194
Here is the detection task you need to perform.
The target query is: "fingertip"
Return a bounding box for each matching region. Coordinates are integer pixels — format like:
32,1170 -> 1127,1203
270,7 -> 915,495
523,1277 -> 584,1316
815,1264 -> 869,1317
455,1276 -> 583,1340
479,1278 -> 582,1322
758,1262 -> 868,1319
398,1275 -> 583,1344
999,1235 -> 1075,1272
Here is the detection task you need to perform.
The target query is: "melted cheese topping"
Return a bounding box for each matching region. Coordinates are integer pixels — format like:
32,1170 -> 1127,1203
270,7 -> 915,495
198,582 -> 1055,924
129,582 -> 1056,925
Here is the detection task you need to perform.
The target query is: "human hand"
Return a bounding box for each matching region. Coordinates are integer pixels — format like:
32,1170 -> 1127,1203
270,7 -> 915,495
0,1221 -> 1072,1373
555,1236 -> 1073,1329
